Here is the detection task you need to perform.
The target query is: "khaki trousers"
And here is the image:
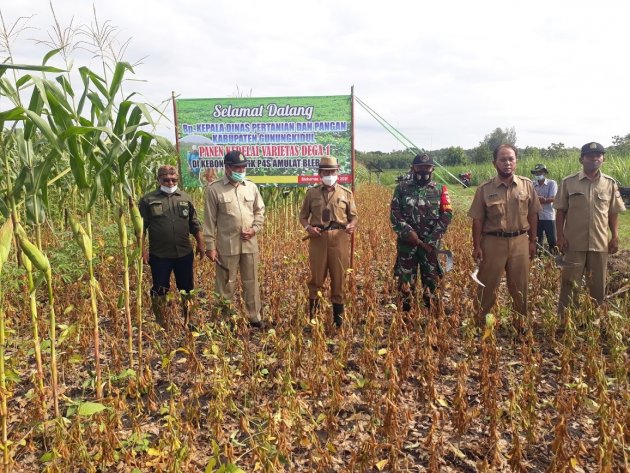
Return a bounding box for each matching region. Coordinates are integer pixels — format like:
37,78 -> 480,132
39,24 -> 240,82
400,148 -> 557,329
215,253 -> 261,322
476,233 -> 530,318
308,229 -> 350,304
558,250 -> 608,315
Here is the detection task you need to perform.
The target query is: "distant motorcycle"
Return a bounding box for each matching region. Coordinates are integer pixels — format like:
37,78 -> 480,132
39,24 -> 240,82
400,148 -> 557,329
459,172 -> 472,188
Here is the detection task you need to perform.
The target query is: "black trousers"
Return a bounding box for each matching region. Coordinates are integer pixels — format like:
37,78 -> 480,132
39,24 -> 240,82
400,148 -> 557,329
149,251 -> 194,297
537,219 -> 556,250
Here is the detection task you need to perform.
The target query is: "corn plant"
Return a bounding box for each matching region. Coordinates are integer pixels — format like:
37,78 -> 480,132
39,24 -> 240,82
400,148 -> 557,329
0,218 -> 14,466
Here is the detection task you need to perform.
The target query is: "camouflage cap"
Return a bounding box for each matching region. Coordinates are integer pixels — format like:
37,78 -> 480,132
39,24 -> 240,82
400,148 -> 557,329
580,142 -> 605,156
412,153 -> 435,166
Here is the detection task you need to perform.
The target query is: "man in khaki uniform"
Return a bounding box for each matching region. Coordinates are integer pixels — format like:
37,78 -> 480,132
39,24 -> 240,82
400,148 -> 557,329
554,141 -> 626,315
299,156 -> 358,326
203,151 -> 265,327
468,145 -> 541,326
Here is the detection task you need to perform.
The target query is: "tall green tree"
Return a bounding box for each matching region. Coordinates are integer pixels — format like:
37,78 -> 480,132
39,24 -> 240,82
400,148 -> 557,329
442,146 -> 468,165
482,127 -> 517,151
472,143 -> 492,164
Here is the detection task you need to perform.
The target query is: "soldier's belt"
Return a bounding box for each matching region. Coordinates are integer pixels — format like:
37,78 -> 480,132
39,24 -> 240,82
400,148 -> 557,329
483,230 -> 527,238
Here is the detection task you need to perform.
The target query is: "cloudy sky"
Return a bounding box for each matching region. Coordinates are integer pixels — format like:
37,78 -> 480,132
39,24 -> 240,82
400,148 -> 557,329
2,0 -> 629,151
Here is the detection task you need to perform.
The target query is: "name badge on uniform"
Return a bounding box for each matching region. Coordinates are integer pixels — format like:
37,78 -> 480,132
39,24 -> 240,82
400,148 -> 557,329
178,201 -> 190,218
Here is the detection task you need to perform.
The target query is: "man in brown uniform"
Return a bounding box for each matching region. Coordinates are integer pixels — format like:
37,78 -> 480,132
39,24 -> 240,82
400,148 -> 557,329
468,145 -> 541,326
554,142 -> 626,316
299,156 -> 358,326
139,165 -> 205,327
203,151 -> 266,327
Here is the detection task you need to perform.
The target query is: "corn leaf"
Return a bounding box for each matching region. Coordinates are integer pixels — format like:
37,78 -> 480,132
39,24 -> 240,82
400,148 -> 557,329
0,63 -> 65,73
42,48 -> 63,66
108,61 -> 133,99
0,106 -> 26,122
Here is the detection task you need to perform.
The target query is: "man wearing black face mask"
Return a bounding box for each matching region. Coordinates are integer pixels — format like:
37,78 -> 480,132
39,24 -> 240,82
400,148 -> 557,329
554,142 -> 626,317
391,153 -> 453,311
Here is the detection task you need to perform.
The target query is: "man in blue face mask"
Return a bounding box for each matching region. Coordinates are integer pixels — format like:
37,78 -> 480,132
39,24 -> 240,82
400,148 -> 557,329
531,163 -> 558,254
203,151 -> 266,328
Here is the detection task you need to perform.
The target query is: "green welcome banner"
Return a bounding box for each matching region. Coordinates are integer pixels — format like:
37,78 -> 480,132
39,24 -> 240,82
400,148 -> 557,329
175,95 -> 352,187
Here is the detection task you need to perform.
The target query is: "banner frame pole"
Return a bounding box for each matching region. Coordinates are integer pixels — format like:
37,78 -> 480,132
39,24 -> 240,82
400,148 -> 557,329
350,86 -> 355,270
171,91 -> 182,177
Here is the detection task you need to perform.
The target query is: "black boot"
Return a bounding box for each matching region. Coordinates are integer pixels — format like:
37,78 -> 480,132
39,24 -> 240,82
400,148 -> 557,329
332,303 -> 344,327
151,295 -> 167,327
399,283 -> 413,312
402,298 -> 412,312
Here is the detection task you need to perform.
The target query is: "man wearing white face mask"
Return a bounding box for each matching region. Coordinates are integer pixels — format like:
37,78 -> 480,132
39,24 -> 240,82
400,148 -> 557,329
554,142 -> 626,317
299,156 -> 358,327
139,165 -> 205,328
531,163 -> 558,254
203,150 -> 266,328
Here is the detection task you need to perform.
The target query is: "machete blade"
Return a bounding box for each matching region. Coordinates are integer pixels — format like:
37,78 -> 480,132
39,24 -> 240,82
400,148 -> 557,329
437,249 -> 454,272
471,267 -> 485,287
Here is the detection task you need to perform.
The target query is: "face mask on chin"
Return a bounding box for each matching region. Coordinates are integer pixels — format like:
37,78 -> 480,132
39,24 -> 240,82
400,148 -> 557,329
160,185 -> 177,194
321,175 -> 338,187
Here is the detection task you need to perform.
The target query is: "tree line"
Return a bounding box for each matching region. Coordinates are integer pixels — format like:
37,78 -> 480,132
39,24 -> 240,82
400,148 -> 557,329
356,127 -> 630,169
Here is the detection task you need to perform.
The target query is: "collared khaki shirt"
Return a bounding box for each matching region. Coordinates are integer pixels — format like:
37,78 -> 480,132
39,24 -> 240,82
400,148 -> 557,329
468,175 -> 541,233
299,184 -> 358,227
554,171 -> 626,251
139,188 -> 201,258
203,177 -> 265,255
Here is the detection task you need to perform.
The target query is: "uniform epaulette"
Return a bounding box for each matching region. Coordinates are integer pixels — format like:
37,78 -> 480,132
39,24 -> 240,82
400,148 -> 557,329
563,172 -> 581,181
479,178 -> 495,188
208,178 -> 224,187
518,175 -> 533,183
338,184 -> 353,194
600,172 -> 617,183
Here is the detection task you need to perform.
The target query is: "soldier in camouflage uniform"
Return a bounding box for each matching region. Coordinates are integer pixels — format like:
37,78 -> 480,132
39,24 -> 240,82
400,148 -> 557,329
390,154 -> 453,311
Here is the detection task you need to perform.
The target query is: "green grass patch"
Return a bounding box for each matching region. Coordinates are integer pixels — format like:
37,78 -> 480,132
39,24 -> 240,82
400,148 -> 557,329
618,210 -> 630,249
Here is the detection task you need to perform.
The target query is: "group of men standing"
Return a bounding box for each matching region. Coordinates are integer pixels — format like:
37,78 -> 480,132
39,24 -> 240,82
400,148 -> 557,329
467,142 -> 625,325
139,152 -> 357,330
388,141 -> 625,326
139,141 -> 625,332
